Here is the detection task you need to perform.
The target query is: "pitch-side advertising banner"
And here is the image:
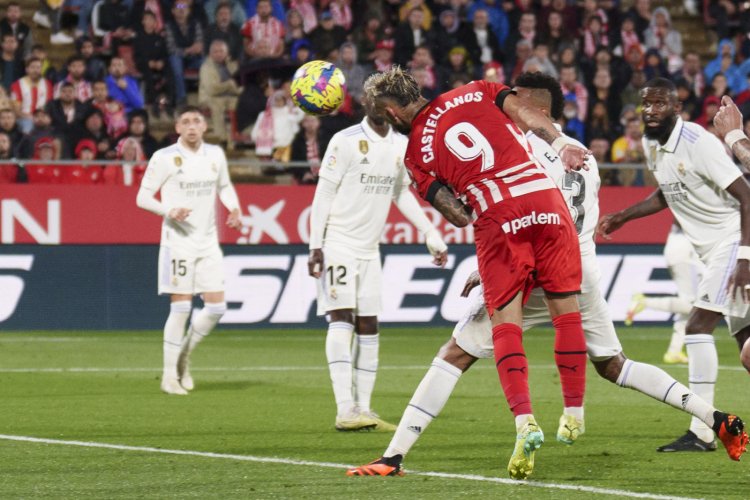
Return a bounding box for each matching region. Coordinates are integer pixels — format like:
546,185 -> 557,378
0,185 -> 672,245
0,245 -> 678,330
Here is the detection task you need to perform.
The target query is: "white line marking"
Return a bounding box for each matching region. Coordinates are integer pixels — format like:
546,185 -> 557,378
0,364 -> 744,374
0,434 -> 700,500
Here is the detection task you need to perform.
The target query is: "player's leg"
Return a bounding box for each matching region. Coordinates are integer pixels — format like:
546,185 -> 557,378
347,338 -> 478,476
176,250 -> 228,391
738,330 -> 750,373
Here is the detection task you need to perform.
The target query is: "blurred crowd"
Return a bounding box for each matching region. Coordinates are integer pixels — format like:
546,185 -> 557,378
2,0 -> 750,185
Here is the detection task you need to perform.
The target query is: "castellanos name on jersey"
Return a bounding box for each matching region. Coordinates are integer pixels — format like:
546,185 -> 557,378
319,119 -> 411,259
141,141 -> 233,255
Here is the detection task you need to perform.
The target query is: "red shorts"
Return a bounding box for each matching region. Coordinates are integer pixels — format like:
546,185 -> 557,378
473,188 -> 582,313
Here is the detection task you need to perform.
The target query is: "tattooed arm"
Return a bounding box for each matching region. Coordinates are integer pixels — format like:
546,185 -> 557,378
428,183 -> 473,228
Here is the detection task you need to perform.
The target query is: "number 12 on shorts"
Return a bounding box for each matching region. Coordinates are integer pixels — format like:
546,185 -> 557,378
327,265 -> 347,286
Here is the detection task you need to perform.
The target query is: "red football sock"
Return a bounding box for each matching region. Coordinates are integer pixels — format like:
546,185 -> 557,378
492,323 -> 532,416
552,311 -> 587,408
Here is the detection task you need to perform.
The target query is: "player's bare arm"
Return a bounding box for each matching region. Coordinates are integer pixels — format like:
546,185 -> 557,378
429,184 -> 473,228
226,208 -> 241,230
461,270 -> 482,297
307,249 -> 323,278
596,190 -> 668,239
501,93 -> 591,172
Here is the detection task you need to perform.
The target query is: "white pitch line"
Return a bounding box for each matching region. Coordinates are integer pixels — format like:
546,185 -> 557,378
0,434 -> 700,500
0,364 -> 745,374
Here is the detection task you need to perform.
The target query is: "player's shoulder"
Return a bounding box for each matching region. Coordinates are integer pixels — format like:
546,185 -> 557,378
681,121 -> 707,145
336,123 -> 366,140
151,143 -> 179,161
203,142 -> 227,158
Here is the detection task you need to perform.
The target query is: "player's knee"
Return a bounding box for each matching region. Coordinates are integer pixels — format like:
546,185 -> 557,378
740,344 -> 750,373
170,300 -> 192,314
593,353 -> 625,383
204,302 -> 227,318
685,310 -> 722,334
437,339 -> 477,372
355,316 -> 378,334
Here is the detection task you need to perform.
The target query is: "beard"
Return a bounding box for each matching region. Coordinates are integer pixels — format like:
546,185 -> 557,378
391,119 -> 412,135
643,115 -> 677,141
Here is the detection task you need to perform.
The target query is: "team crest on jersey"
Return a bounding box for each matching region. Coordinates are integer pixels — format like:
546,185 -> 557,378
330,288 -> 338,300
359,140 -> 368,154
171,276 -> 178,286
677,163 -> 686,176
174,156 -> 182,167
326,155 -> 336,169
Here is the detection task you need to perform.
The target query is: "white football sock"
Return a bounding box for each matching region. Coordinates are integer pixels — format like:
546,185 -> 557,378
685,334 -> 718,442
643,296 -> 693,315
616,358 -> 716,430
182,302 -> 226,355
384,358 -> 462,458
163,301 -> 191,378
353,333 -> 379,413
667,317 -> 687,354
326,321 -> 355,416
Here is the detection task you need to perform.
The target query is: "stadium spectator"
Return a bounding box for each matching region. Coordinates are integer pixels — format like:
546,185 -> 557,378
444,46 -> 474,84
372,39 -> 395,73
351,14 -> 383,65
29,44 -> 57,82
539,11 -> 572,62
676,78 -> 701,121
612,16 -> 643,58
119,109 -> 158,158
133,11 -> 172,116
540,0 -> 578,37
581,15 -> 609,60
10,57 -> 53,134
283,8 -> 306,52
467,8 -> 503,70
99,0 -> 136,52
705,40 -> 735,82
46,81 -> 87,145
589,136 -> 613,183
467,0 -> 510,47
33,0 -> 74,45
707,72 -> 732,99
393,8 -> 434,68
90,80 -> 129,139
707,0 -> 736,40
54,55 -> 92,102
166,1 -> 205,106
580,0 -> 610,34
77,37 -> 107,82
587,100 -> 615,143
482,60 -> 505,84
205,2 -> 243,61
245,0 -> 285,21
204,0 -> 246,27
17,108 -> 58,159
695,94 -> 721,129
129,0 -> 166,32
504,11 -> 538,68
408,45 -> 444,97
559,64 -> 588,121
309,10 -> 347,62
290,38 -> 313,64
199,39 -> 241,143
562,96 -> 586,141
1,34 -> 24,92
289,113 -> 320,184
103,136 -> 146,185
523,43 -> 557,78
65,0 -> 95,40
251,89 -> 303,161
25,137 -> 62,183
643,48 -> 669,80
505,39 -> 531,83
105,57 -> 144,114
644,7 -> 682,72
64,139 -> 103,184
0,2 -> 33,59
589,67 -> 621,125
0,131 -> 19,183
625,0 -> 652,40
0,108 -> 22,152
610,116 -> 645,186
337,42 -> 367,102
72,107 -> 113,159
398,0 -> 433,30
673,50 -> 704,97
241,0 -> 284,60
328,0 -> 352,31
0,85 -> 9,109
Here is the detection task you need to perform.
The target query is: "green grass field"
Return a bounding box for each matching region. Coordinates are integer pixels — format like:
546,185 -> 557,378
0,327 -> 748,499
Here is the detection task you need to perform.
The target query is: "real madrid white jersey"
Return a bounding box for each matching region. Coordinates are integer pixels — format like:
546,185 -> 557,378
141,141 -> 235,256
642,117 -> 742,258
527,126 -> 600,258
318,118 -> 410,259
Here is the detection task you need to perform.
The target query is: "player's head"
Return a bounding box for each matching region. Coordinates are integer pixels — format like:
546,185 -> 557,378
364,66 -> 422,135
513,71 -> 564,121
175,105 -> 207,146
641,77 -> 680,141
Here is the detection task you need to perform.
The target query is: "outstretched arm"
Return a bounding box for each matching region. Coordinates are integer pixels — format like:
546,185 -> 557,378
596,189 -> 668,240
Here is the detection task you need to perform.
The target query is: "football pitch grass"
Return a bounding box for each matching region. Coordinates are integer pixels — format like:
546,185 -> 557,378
1,327 -> 748,499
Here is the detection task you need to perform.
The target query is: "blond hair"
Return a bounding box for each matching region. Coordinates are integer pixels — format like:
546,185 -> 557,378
364,66 -> 421,107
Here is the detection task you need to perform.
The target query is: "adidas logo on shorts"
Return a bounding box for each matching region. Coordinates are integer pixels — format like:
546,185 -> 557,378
501,211 -> 561,235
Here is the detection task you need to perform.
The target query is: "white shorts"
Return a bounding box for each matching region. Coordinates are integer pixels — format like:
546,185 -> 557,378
453,255 -> 622,361
695,238 -> 750,334
158,245 -> 225,295
316,246 -> 382,316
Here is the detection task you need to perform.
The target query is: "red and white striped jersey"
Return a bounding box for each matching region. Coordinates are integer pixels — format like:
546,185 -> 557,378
405,80 -> 556,217
10,77 -> 53,115
241,15 -> 285,53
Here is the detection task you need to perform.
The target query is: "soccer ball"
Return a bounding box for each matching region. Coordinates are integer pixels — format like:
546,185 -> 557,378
290,60 -> 347,116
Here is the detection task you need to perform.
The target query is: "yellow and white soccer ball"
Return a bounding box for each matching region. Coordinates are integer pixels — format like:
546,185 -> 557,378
290,60 -> 347,116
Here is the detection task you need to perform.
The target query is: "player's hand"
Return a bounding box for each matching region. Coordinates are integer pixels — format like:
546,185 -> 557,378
308,248 -> 324,278
559,144 -> 591,172
729,260 -> 750,303
461,270 -> 482,297
714,95 -> 744,138
425,229 -> 448,267
167,207 -> 192,222
596,212 -> 626,240
226,209 -> 242,230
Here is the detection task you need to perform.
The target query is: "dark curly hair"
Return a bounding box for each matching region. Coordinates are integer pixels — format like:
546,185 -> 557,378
514,72 -> 564,121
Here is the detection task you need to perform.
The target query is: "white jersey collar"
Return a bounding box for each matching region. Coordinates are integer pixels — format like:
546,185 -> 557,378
653,116 -> 684,153
361,117 -> 391,143
176,138 -> 207,157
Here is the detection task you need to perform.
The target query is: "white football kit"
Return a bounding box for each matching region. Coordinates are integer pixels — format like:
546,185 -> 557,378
140,141 -> 240,295
311,118 -> 431,315
643,118 -> 750,333
453,129 -> 622,360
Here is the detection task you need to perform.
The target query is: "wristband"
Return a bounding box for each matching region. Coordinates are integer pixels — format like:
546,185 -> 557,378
737,246 -> 750,261
551,136 -> 575,154
724,129 -> 748,149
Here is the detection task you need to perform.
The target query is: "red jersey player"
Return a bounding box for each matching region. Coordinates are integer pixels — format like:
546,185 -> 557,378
363,67 -> 589,479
